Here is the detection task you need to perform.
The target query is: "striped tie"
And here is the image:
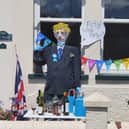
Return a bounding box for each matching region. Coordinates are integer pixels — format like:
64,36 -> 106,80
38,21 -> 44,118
58,47 -> 63,61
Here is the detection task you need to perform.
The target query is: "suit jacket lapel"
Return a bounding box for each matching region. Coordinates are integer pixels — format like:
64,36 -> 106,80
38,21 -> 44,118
62,46 -> 67,59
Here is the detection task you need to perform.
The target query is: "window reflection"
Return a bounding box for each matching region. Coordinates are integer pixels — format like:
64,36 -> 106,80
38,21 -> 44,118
40,0 -> 81,18
105,0 -> 129,19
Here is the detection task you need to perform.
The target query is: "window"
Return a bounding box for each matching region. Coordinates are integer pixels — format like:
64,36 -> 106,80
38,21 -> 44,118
104,23 -> 129,60
40,0 -> 81,18
34,0 -> 83,73
40,22 -> 81,47
103,0 -> 129,60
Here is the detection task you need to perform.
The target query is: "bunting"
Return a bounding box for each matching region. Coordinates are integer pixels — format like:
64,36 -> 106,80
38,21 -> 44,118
122,58 -> 129,70
88,59 -> 96,72
81,56 -> 87,65
113,59 -> 122,71
104,59 -> 112,71
81,56 -> 129,73
96,60 -> 104,73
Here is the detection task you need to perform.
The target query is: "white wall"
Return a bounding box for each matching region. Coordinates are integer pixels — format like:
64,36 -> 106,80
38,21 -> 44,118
0,0 -> 46,109
0,44 -> 16,108
0,0 -> 14,33
0,0 -> 16,108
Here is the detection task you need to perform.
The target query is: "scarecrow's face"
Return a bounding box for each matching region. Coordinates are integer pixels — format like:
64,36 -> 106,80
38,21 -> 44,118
53,28 -> 69,43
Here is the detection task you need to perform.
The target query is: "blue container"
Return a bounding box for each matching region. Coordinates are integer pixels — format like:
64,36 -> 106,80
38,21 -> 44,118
68,89 -> 75,113
68,96 -> 75,113
74,96 -> 86,117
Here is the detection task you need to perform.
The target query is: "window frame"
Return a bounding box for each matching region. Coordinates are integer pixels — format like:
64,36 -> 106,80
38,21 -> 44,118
34,0 -> 85,39
33,0 -> 85,73
101,5 -> 129,74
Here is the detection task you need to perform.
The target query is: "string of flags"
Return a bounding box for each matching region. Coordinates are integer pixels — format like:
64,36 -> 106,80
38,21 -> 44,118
81,57 -> 129,73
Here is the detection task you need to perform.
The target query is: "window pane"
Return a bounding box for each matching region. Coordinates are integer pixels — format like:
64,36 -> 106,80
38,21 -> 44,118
103,23 -> 129,60
105,0 -> 129,19
40,22 -> 81,47
40,0 -> 81,18
33,22 -> 81,73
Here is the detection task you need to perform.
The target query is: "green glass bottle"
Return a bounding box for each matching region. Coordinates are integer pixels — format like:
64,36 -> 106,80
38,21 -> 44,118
62,91 -> 69,115
36,89 -> 44,115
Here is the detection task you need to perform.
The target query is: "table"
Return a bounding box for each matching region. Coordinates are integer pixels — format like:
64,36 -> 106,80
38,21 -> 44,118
23,109 -> 86,121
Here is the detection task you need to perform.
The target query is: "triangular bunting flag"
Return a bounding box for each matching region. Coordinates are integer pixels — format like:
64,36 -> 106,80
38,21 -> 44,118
96,60 -> 104,73
104,59 -> 112,71
88,59 -> 96,72
113,59 -> 122,71
81,56 -> 88,65
122,58 -> 129,70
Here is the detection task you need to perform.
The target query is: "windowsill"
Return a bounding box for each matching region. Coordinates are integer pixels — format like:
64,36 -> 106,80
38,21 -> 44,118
95,73 -> 129,81
28,73 -> 88,80
28,73 -> 47,79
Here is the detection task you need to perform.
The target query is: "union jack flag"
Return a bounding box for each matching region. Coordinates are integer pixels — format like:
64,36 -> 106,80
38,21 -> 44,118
13,58 -> 27,118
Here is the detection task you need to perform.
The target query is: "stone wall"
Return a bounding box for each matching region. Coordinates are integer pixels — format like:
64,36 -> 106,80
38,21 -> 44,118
82,85 -> 129,121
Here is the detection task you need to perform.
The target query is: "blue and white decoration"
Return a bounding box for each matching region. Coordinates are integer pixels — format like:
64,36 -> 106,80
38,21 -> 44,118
34,32 -> 53,51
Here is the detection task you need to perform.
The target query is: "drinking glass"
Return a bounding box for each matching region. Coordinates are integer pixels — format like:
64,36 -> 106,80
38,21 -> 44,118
31,99 -> 37,115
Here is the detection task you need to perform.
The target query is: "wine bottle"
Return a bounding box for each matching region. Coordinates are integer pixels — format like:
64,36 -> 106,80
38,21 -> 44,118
36,89 -> 44,115
62,91 -> 69,115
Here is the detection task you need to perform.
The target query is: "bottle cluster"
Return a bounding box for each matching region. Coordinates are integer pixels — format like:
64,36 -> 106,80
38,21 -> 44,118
36,87 -> 86,117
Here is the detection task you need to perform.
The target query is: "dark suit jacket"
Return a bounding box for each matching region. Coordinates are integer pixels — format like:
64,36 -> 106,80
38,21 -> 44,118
41,45 -> 81,95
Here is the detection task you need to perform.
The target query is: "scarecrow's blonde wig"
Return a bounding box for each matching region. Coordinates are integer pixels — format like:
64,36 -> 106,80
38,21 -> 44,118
53,22 -> 71,33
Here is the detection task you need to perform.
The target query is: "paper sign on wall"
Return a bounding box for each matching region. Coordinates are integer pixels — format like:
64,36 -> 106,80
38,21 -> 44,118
80,20 -> 105,46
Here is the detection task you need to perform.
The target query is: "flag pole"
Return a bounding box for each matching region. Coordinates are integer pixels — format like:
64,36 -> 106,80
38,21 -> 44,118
14,44 -> 19,60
